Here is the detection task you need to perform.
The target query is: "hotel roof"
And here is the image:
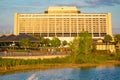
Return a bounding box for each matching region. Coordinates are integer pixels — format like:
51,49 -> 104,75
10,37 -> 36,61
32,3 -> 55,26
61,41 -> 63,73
45,6 -> 81,14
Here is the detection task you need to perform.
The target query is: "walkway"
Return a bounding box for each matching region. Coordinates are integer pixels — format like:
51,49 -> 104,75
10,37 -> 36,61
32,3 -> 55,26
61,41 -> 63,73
1,55 -> 67,60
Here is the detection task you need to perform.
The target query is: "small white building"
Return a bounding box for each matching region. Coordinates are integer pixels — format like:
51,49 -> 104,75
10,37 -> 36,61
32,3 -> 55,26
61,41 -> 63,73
96,39 -> 115,53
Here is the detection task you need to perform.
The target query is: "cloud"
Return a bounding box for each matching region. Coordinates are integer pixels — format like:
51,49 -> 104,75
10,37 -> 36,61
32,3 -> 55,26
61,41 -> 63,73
85,0 -> 120,7
54,0 -> 120,8
55,1 -> 89,8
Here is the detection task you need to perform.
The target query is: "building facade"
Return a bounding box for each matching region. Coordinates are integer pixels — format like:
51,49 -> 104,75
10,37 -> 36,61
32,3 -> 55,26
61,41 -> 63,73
14,6 -> 112,40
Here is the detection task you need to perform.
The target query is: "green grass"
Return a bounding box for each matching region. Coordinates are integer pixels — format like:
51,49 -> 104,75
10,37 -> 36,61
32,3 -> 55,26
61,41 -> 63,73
1,51 -> 120,70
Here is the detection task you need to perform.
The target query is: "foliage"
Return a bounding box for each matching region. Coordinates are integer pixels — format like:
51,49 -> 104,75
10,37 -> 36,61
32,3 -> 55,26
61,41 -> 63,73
0,57 -> 70,68
43,38 -> 51,47
114,34 -> 120,42
69,38 -> 79,63
104,34 -> 112,42
69,38 -> 79,53
78,31 -> 92,54
69,31 -> 92,63
62,40 -> 68,46
114,34 -> 120,45
1,52 -> 120,70
39,37 -> 45,47
104,34 -> 112,53
20,38 -> 32,50
32,42 -> 39,49
51,37 -> 61,47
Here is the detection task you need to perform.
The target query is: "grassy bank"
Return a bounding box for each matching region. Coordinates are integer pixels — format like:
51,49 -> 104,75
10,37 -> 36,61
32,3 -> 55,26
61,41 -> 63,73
0,60 -> 120,76
1,52 -> 120,75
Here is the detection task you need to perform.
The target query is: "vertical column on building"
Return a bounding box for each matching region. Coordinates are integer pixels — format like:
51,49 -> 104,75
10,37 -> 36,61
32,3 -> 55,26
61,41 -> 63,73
98,17 -> 101,38
32,14 -> 35,35
30,15 -> 31,35
107,13 -> 112,37
84,16 -> 86,31
77,15 -> 79,37
39,18 -> 41,36
55,15 -> 57,37
14,13 -> 19,35
62,14 -> 64,37
91,18 -> 93,38
14,13 -> 18,35
24,14 -> 27,34
69,15 -> 71,37
47,15 -> 49,37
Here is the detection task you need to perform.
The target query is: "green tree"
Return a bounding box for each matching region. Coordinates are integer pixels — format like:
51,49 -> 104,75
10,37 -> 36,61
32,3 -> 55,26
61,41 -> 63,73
62,40 -> 67,46
104,34 -> 112,43
104,34 -> 112,52
114,34 -> 120,53
51,37 -> 61,47
69,31 -> 92,63
78,31 -> 92,54
69,38 -> 79,53
20,38 -> 32,50
43,38 -> 51,47
39,36 -> 45,47
32,42 -> 39,49
114,34 -> 120,43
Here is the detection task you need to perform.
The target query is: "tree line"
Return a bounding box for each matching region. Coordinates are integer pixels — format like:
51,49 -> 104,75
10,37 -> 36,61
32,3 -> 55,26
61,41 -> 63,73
1,32 -> 120,70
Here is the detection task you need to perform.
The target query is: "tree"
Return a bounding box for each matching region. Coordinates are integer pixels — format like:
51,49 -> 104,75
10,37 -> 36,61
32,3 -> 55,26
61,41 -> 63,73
51,37 -> 61,47
114,34 -> 120,43
43,38 -> 51,47
69,38 -> 79,53
104,34 -> 112,52
32,42 -> 39,49
69,31 -> 92,63
20,38 -> 32,50
62,40 -> 67,46
104,34 -> 112,43
69,38 -> 79,63
114,34 -> 120,51
78,31 -> 92,54
39,36 -> 45,47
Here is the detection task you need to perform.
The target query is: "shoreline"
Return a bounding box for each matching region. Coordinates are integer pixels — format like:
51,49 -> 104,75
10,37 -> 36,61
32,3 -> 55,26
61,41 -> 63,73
0,60 -> 120,76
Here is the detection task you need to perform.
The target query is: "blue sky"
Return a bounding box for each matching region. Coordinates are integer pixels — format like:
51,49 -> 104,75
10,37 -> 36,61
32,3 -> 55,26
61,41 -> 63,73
0,0 -> 120,34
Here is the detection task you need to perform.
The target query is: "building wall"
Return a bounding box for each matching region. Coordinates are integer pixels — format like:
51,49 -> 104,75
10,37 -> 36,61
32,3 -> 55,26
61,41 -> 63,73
14,6 -> 112,39
96,44 -> 115,53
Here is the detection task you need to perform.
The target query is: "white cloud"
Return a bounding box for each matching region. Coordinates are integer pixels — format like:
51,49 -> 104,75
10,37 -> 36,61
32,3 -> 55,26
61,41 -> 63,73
54,0 -> 120,8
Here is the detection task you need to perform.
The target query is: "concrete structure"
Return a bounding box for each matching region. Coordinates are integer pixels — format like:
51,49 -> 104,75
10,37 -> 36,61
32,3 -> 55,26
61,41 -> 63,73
14,6 -> 112,41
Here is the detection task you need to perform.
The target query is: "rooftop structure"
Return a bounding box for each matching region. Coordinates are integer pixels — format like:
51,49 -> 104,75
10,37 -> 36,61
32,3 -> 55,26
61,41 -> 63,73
44,6 -> 80,14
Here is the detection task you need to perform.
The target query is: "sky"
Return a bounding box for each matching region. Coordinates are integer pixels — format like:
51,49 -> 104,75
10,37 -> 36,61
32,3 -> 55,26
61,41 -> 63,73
0,0 -> 120,34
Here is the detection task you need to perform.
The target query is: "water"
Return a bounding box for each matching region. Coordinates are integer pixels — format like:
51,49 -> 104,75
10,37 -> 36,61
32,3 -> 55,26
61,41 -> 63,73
0,66 -> 120,80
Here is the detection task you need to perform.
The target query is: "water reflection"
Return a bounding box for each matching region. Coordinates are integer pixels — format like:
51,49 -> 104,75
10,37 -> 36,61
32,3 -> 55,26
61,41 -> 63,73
96,64 -> 115,70
0,67 -> 120,80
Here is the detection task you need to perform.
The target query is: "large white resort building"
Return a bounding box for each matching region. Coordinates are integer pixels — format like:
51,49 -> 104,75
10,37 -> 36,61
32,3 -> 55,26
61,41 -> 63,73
14,6 -> 112,41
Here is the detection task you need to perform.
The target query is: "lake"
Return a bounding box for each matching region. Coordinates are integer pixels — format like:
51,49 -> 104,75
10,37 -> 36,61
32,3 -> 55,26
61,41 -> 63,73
0,66 -> 120,80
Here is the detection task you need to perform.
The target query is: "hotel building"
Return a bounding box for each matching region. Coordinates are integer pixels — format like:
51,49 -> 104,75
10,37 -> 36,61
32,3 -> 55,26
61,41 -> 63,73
14,6 -> 112,40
